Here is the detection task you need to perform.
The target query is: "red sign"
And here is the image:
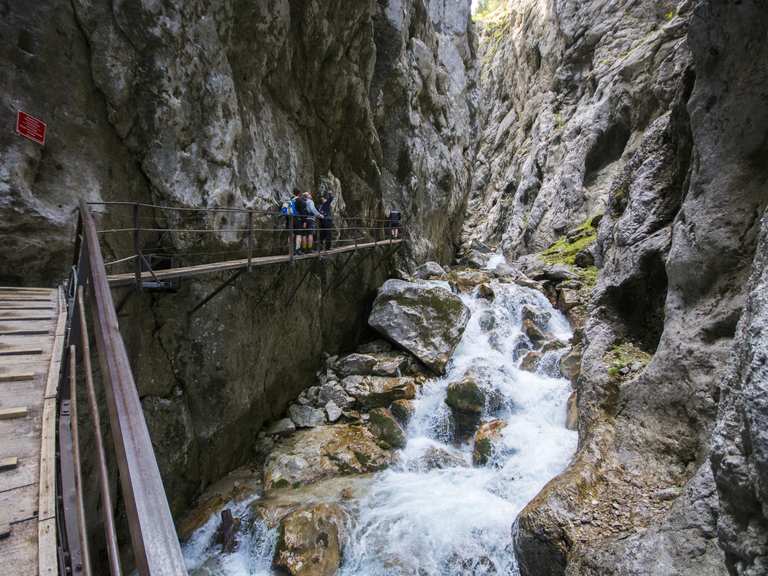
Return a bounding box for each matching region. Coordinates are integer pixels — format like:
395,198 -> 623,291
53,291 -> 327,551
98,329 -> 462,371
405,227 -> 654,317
16,111 -> 47,145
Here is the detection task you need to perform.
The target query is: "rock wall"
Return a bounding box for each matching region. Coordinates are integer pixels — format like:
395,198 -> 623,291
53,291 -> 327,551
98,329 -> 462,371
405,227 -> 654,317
505,1 -> 768,575
0,0 -> 476,514
463,0 -> 691,257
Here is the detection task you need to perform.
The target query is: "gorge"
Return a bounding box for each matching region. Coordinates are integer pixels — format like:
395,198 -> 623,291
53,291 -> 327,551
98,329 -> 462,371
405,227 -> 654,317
1,0 -> 767,575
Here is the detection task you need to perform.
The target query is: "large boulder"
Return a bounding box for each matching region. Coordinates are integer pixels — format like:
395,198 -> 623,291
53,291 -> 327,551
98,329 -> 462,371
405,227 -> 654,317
335,353 -> 377,377
288,405 -> 326,429
273,503 -> 346,576
368,280 -> 471,374
263,425 -> 394,491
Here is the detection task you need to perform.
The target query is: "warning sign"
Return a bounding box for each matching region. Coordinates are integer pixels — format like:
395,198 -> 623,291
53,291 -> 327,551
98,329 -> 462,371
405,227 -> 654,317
16,111 -> 47,145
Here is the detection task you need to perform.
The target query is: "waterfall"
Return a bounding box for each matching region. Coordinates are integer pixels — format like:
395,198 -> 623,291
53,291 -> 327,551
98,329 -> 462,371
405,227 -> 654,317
183,281 -> 577,575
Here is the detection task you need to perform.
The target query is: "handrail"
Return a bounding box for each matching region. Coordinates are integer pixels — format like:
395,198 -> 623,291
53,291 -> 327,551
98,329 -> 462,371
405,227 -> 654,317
78,200 -> 187,575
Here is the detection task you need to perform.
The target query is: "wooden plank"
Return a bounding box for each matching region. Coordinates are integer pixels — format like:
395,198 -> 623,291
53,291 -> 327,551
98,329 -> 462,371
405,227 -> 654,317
0,330 -> 49,336
0,517 -> 37,574
0,456 -> 18,471
0,482 -> 37,523
0,305 -> 54,310
37,397 -> 56,521
38,517 -> 57,576
0,407 -> 28,419
0,316 -> 53,322
0,373 -> 35,383
0,348 -> 43,356
0,298 -> 52,303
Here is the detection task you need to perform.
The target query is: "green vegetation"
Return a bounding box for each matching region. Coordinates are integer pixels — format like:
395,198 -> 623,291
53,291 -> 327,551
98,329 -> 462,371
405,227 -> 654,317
540,216 -> 600,266
664,10 -> 675,21
473,0 -> 506,22
605,342 -> 651,378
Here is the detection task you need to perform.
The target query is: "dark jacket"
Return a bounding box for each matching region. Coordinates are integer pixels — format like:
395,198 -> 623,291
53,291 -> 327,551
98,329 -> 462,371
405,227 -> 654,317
319,193 -> 335,222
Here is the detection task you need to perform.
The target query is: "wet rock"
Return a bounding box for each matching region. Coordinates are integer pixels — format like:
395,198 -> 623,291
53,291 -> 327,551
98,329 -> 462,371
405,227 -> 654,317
565,392 -> 578,431
413,261 -> 446,279
325,401 -> 343,423
342,375 -> 418,409
263,425 -> 394,491
523,319 -> 548,348
288,405 -> 326,429
413,446 -> 468,471
369,280 -> 471,374
477,283 -> 495,300
449,270 -> 493,291
473,420 -> 508,466
542,340 -> 567,353
522,304 -> 551,329
462,249 -> 491,269
215,508 -> 240,554
446,377 -> 486,414
336,353 -> 378,377
446,376 -> 486,441
559,347 -> 582,382
266,418 -> 296,437
368,408 -> 407,449
273,503 -> 346,576
390,399 -> 415,427
521,351 -> 542,373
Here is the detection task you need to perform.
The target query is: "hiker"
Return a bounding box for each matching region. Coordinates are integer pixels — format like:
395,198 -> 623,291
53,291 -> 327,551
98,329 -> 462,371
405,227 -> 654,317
318,191 -> 335,251
303,191 -> 324,252
387,209 -> 401,239
291,188 -> 307,255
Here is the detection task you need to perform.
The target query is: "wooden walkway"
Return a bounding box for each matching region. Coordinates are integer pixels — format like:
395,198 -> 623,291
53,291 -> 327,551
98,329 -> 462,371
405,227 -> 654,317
106,238 -> 402,286
0,287 -> 66,576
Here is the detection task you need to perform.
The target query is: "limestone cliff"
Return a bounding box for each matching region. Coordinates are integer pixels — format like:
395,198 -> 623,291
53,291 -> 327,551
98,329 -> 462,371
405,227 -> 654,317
480,1 -> 768,575
0,0 -> 476,513
463,0 -> 691,257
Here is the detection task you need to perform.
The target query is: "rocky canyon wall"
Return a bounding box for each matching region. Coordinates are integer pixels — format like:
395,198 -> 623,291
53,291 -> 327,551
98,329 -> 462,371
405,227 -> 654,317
0,0 -> 477,514
471,1 -> 768,575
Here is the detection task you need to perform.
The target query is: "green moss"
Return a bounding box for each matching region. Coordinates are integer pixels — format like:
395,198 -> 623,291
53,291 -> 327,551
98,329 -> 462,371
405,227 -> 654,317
272,478 -> 290,490
605,342 -> 652,379
540,215 -> 600,266
579,266 -> 598,289
664,10 -> 675,21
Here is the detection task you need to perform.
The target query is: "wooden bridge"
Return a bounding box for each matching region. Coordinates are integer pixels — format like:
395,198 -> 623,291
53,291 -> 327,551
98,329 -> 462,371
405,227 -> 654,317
0,200 -> 403,575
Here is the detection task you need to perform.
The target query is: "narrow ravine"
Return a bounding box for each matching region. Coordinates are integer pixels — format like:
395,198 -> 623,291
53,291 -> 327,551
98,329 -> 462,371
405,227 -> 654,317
183,275 -> 577,575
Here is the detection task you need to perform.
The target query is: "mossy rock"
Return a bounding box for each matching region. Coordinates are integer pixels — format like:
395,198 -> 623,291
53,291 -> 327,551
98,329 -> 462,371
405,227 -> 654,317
368,408 -> 407,449
446,377 -> 485,414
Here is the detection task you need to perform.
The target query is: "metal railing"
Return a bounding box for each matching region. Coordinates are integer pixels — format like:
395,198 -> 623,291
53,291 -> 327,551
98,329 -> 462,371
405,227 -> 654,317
58,200 -> 187,575
86,201 -> 404,287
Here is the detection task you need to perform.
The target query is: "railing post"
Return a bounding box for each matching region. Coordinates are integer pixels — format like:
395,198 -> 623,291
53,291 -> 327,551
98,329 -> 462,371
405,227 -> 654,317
247,210 -> 254,272
289,215 -> 295,263
133,203 -> 142,291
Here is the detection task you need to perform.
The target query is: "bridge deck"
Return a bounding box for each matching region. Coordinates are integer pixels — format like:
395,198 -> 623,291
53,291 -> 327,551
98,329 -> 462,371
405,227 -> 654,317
106,238 -> 403,286
0,287 -> 65,576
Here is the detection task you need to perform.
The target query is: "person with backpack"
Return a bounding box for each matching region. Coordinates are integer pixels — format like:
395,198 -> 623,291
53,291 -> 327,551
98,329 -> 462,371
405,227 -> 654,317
318,191 -> 335,251
303,191 -> 323,252
291,188 -> 307,255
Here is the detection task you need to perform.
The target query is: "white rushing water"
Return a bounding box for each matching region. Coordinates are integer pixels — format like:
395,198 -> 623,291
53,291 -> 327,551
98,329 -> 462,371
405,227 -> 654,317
184,280 -> 577,576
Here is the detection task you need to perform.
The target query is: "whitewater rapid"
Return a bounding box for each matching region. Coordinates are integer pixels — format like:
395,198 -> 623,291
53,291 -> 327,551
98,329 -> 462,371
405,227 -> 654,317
184,279 -> 577,576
